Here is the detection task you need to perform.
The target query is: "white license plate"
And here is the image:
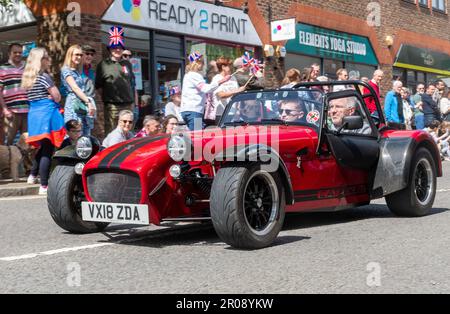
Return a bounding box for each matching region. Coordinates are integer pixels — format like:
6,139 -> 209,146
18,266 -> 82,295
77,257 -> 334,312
81,202 -> 149,225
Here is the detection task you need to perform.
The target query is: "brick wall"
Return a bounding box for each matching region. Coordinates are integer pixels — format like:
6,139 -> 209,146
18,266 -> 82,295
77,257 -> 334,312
245,0 -> 450,94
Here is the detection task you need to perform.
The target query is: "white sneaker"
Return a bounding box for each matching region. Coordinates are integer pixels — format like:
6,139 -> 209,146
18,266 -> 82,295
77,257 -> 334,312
27,175 -> 38,184
39,186 -> 48,195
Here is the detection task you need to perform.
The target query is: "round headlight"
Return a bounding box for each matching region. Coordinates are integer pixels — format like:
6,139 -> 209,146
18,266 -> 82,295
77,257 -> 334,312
76,137 -> 93,159
169,164 -> 182,178
167,134 -> 190,162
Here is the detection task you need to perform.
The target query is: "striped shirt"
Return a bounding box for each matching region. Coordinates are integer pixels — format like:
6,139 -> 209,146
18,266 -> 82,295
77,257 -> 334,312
27,73 -> 54,102
0,61 -> 29,113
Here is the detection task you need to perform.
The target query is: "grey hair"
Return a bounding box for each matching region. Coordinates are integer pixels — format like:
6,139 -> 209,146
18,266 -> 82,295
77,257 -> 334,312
346,97 -> 358,109
143,115 -> 159,126
393,80 -> 403,89
373,69 -> 384,77
118,110 -> 134,120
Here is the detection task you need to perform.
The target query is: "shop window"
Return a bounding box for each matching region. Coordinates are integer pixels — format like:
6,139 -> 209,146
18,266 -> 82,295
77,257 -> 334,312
427,73 -> 438,84
285,54 -> 321,74
345,63 -> 377,80
186,38 -> 247,79
417,72 -> 426,84
323,59 -> 344,80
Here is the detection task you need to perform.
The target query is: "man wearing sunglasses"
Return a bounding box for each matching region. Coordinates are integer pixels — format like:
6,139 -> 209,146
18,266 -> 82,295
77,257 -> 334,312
279,99 -> 306,123
102,110 -> 135,148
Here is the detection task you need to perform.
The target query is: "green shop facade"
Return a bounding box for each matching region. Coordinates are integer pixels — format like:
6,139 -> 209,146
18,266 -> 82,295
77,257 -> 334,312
285,23 -> 379,80
393,44 -> 450,90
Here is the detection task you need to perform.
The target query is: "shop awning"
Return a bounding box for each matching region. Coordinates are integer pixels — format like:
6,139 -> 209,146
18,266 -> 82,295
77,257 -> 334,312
394,44 -> 450,76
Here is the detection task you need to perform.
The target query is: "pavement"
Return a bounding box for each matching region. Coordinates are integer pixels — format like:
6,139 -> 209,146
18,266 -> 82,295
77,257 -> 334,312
0,178 -> 40,198
0,163 -> 448,294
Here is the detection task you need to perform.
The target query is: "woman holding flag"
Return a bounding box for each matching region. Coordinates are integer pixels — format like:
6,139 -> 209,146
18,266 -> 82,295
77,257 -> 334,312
180,52 -> 231,131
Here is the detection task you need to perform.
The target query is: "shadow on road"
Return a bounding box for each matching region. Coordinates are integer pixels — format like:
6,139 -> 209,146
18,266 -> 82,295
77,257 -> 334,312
283,204 -> 449,231
94,205 -> 448,249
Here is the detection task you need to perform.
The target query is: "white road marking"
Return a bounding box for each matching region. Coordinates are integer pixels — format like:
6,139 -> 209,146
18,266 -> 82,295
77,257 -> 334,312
437,189 -> 450,193
0,243 -> 115,262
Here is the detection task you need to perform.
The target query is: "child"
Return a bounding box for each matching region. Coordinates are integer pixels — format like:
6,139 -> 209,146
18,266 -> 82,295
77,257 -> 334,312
60,119 -> 82,149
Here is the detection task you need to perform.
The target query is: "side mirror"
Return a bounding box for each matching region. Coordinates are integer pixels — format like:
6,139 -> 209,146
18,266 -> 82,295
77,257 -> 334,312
342,115 -> 363,130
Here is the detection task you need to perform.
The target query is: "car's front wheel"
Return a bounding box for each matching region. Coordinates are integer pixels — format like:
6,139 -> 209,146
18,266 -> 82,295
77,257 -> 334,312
210,165 -> 285,249
386,148 -> 437,217
48,165 -> 109,233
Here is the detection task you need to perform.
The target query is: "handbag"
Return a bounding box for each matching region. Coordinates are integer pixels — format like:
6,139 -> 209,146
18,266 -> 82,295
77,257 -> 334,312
72,97 -> 88,115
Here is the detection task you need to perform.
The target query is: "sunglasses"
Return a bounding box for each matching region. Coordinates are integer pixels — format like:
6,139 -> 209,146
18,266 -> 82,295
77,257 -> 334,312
84,52 -> 95,56
75,53 -> 83,57
121,120 -> 133,124
279,108 -> 299,115
122,54 -> 132,58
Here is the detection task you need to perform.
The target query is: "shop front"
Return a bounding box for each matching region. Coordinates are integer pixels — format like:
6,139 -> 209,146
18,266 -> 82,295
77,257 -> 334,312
285,23 -> 379,80
0,0 -> 37,63
101,0 -> 262,112
393,44 -> 450,92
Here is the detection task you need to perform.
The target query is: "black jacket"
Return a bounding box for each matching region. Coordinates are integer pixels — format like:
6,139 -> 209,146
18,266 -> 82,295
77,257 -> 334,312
421,94 -> 441,119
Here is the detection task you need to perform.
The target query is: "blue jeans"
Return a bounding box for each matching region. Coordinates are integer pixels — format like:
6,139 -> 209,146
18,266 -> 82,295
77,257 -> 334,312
181,111 -> 204,131
415,114 -> 425,130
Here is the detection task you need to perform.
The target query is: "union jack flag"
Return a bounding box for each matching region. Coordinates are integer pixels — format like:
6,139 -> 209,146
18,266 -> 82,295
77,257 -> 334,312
242,51 -> 254,68
109,26 -> 125,47
250,59 -> 262,76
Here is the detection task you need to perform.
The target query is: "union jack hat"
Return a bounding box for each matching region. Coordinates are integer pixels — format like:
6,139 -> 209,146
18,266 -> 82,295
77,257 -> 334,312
108,26 -> 125,49
170,86 -> 181,96
189,51 -> 203,63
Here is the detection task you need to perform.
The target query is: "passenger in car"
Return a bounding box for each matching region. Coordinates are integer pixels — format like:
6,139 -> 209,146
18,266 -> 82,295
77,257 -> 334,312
279,99 -> 306,123
328,97 -> 372,135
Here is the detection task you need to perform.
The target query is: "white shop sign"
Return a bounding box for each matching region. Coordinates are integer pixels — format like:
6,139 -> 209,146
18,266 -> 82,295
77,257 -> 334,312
103,0 -> 262,46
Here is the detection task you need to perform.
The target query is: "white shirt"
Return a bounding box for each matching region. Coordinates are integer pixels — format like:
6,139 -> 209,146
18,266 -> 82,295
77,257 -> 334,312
165,102 -> 183,121
440,97 -> 450,115
102,127 -> 134,148
180,71 -> 219,114
212,74 -> 239,116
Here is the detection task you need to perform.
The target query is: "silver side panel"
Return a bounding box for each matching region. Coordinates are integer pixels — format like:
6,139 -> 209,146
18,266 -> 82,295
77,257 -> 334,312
372,137 -> 413,197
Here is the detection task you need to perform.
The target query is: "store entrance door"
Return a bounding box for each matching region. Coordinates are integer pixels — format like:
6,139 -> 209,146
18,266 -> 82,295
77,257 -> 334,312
156,58 -> 184,114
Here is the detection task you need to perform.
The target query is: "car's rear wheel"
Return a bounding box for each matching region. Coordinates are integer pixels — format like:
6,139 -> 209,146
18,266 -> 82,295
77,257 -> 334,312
210,165 -> 285,249
48,165 -> 109,233
386,148 -> 436,217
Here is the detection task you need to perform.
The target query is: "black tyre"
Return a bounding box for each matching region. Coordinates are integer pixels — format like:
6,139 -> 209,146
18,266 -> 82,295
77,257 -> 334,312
48,165 -> 109,233
386,148 -> 436,217
210,165 -> 285,249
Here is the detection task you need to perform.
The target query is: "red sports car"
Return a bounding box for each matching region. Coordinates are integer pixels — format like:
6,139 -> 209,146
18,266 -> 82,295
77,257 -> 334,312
48,81 -> 442,249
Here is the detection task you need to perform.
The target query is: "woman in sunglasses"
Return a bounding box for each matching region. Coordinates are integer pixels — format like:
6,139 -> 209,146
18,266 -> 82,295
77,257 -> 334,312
102,110 -> 135,148
61,45 -> 96,136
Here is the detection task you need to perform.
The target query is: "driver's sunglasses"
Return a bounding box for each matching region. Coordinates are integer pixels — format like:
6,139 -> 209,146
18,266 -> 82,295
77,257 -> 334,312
279,108 -> 297,115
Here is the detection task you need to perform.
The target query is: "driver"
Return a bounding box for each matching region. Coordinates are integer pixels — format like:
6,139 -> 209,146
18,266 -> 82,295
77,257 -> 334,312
238,100 -> 261,122
328,97 -> 372,135
279,99 -> 306,122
